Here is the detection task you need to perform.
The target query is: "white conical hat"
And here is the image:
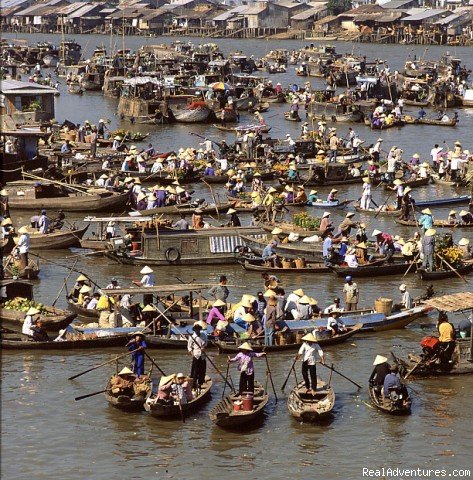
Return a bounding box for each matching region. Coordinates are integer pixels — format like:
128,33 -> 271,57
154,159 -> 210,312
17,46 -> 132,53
140,266 -> 153,274
238,342 -> 253,351
118,367 -> 133,375
159,374 -> 176,387
213,299 -> 226,307
302,333 -> 317,342
373,355 -> 388,366
26,307 -> 40,316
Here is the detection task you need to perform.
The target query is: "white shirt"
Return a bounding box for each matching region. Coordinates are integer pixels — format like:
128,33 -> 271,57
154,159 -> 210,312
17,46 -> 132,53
140,274 -> 155,287
38,215 -> 50,234
17,233 -> 30,253
324,303 -> 344,314
233,305 -> 247,320
120,294 -> 132,309
187,333 -> 206,359
345,253 -> 358,268
402,290 -> 413,309
87,298 -> 98,310
22,315 -> 34,336
327,316 -> 345,330
430,147 -> 442,163
362,183 -> 371,196
284,293 -> 300,312
298,342 -> 323,365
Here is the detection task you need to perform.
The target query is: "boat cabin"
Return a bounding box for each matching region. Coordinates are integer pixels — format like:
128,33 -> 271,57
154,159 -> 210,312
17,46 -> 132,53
0,279 -> 33,302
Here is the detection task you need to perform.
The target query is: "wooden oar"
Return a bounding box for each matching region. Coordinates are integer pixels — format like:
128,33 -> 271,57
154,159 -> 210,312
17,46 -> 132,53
68,351 -> 131,380
143,351 -> 166,376
22,170 -> 94,196
264,354 -> 278,403
403,251 -> 420,278
318,362 -> 362,389
222,362 -> 231,399
75,389 -> 109,401
281,355 -> 298,391
52,258 -> 79,306
437,253 -> 468,284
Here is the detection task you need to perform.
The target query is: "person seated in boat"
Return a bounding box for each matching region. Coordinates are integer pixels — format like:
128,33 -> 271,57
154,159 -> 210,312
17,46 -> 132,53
446,210 -> 458,225
296,333 -> 325,395
459,210 -> 473,225
261,272 -> 280,290
394,284 -> 413,311
245,313 -> 264,339
156,374 -> 175,404
383,365 -> 409,403
61,139 -> 72,154
204,162 -> 215,177
76,285 -> 92,306
327,188 -> 338,203
282,186 -> 295,204
22,307 -> 41,339
372,230 -> 395,261
263,187 -> 277,207
459,317 -> 472,339
437,312 -> 456,368
31,319 -> 50,342
286,163 -> 298,182
354,242 -> 369,265
283,288 -> 303,319
232,297 -> 254,329
417,107 -> 426,120
86,292 -> 100,310
292,294 -> 311,320
418,162 -> 430,179
326,311 -> 347,336
262,240 -> 278,267
344,248 -> 359,268
294,186 -> 307,204
172,373 -> 194,404
70,274 -> 89,301
234,177 -> 246,195
192,209 -> 203,230
38,209 -> 50,234
228,342 -> 266,396
350,163 -> 361,178
206,299 -> 226,327
457,238 -> 471,259
369,355 -> 390,394
226,208 -> 241,227
250,190 -> 263,208
337,212 -> 357,238
307,190 -> 318,204
319,212 -> 333,236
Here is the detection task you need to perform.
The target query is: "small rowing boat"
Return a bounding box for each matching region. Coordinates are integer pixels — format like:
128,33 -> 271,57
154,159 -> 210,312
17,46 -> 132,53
306,199 -> 352,209
238,258 -> 330,274
209,383 -> 268,428
417,263 -> 473,280
287,380 -> 335,422
330,260 -> 413,278
394,219 -> 473,229
404,117 -> 457,127
66,296 -> 100,320
212,124 -> 271,133
354,204 -> 400,216
415,195 -> 471,208
105,374 -> 152,412
368,384 -> 411,415
19,226 -> 88,250
144,376 -> 212,419
137,201 -> 235,216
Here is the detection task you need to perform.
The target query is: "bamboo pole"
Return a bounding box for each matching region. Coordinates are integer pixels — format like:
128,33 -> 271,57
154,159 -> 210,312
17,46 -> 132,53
22,171 -> 94,196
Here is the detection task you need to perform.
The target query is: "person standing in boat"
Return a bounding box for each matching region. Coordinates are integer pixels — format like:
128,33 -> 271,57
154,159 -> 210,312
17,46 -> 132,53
421,228 -> 436,272
437,312 -> 456,368
187,322 -> 207,390
227,208 -> 241,227
228,342 -> 266,396
400,186 -> 414,220
395,284 -> 412,311
360,177 -> 372,210
37,209 -> 50,234
22,307 -> 41,338
343,276 -> 359,311
369,355 -> 390,394
16,226 -> 30,270
127,332 -> 147,378
208,275 -> 229,303
296,333 -> 325,395
337,212 -> 357,237
133,266 -> 155,306
419,208 -> 434,233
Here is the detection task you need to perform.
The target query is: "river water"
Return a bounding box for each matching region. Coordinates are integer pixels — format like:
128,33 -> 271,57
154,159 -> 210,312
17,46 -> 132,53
2,34 -> 473,480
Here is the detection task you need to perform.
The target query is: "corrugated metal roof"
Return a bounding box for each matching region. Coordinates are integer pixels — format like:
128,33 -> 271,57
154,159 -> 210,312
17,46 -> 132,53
435,11 -> 471,25
380,0 -> 414,9
291,5 -> 327,20
68,3 -> 102,18
402,8 -> 449,21
243,4 -> 267,15
213,5 -> 246,21
1,79 -> 57,94
1,0 -> 30,8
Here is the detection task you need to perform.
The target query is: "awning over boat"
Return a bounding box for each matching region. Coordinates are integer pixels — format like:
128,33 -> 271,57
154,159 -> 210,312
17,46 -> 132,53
101,284 -> 227,296
423,292 -> 473,312
84,216 -> 154,223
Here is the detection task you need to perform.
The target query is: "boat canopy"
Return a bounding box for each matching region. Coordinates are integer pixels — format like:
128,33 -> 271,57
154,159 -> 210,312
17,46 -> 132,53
424,292 -> 473,312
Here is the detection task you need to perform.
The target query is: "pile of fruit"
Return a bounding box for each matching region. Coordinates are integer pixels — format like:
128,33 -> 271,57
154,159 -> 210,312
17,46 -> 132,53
2,297 -> 49,314
436,246 -> 463,268
293,212 -> 321,230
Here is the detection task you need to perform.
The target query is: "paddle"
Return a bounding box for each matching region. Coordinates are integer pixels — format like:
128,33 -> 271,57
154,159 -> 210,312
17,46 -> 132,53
403,251 -> 420,277
52,258 -> 79,306
281,355 -> 298,391
436,253 -> 468,284
318,362 -> 362,389
264,354 -> 278,403
75,389 -> 109,401
68,351 -> 131,380
144,351 -> 166,376
222,362 -> 231,399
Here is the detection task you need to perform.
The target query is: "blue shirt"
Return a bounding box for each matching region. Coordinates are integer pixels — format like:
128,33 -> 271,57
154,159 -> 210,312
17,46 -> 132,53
419,214 -> 433,230
323,237 -> 332,257
262,244 -> 275,259
339,243 -> 348,257
383,372 -> 401,392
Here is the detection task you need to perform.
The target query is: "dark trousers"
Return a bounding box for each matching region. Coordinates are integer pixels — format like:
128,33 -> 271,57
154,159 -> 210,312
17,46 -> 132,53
439,341 -> 456,365
239,371 -> 255,395
191,357 -> 206,387
302,361 -> 317,390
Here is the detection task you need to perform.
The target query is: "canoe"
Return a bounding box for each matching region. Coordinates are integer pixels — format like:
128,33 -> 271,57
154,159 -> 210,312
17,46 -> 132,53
215,323 -> 363,353
204,171 -> 274,184
368,384 -> 411,415
330,261 -> 412,277
239,258 -> 330,274
20,226 -> 88,250
367,120 -> 405,130
0,305 -> 76,332
264,94 -> 286,103
0,333 -> 129,350
284,112 -> 302,122
287,380 -> 335,422
209,383 -> 268,428
212,124 -> 271,134
383,177 -> 430,190
306,200 -> 352,209
8,191 -> 128,212
430,174 -> 467,187
260,222 -> 321,239
394,219 -> 473,229
137,201 -> 235,216
172,106 -> 212,123
66,296 -> 100,320
404,117 -> 457,127
104,375 -> 152,412
354,204 -> 400,216
417,263 -> 473,280
144,376 -> 212,419
3,260 -> 40,280
415,195 -> 471,207
304,176 -> 363,187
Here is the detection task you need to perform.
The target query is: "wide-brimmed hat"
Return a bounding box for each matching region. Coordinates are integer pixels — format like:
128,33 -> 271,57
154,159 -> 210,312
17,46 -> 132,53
399,284 -> 406,291
322,211 -> 330,218
140,266 -> 153,274
243,313 -> 255,323
458,238 -> 470,246
299,295 -> 311,304
159,374 -> 176,387
213,299 -> 226,307
238,342 -> 253,351
412,153 -> 420,159
119,367 -> 133,375
293,288 -> 305,297
346,212 -> 355,218
302,333 -> 317,342
263,289 -> 277,298
142,304 -> 157,313
356,242 -> 367,249
0,189 -> 8,196
404,186 -> 412,194
460,210 -> 469,216
373,355 -> 387,366
372,229 -> 382,236
309,190 -> 317,195
18,226 -> 29,234
26,307 -> 41,316
79,285 -> 91,293
194,320 -> 208,330
393,179 -> 403,186
76,274 -> 88,282
449,210 -> 456,215
1,217 -> 12,226
271,227 -> 283,235
227,208 -> 236,214
425,228 -> 436,237
268,187 -> 278,194
421,208 -> 432,215
330,189 -> 338,194
309,297 -> 318,306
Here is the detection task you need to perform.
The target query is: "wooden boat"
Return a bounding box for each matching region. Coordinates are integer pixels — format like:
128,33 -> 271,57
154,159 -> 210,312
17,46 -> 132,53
144,376 -> 212,419
209,383 -> 268,428
66,296 -> 100,320
260,223 -> 321,239
8,185 -> 128,212
415,195 -> 470,207
354,204 -> 400,216
368,384 -> 411,415
0,305 -> 76,332
417,263 -> 473,281
204,171 -> 274,184
215,323 -> 362,353
366,119 -> 405,130
136,201 -> 235,216
104,375 -> 152,412
404,117 -> 457,127
3,258 -> 40,280
306,199 -> 352,209
67,82 -> 83,95
264,93 -> 286,103
239,258 -> 330,274
304,176 -> 363,187
18,226 -> 88,250
212,124 -> 271,134
172,106 -> 212,123
287,380 -> 335,422
284,112 -> 302,122
0,332 -> 129,349
330,260 -> 412,278
383,177 -> 430,190
394,219 -> 473,229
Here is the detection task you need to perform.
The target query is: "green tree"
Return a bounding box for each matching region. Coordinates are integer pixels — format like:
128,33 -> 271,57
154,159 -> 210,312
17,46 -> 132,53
327,0 -> 352,15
